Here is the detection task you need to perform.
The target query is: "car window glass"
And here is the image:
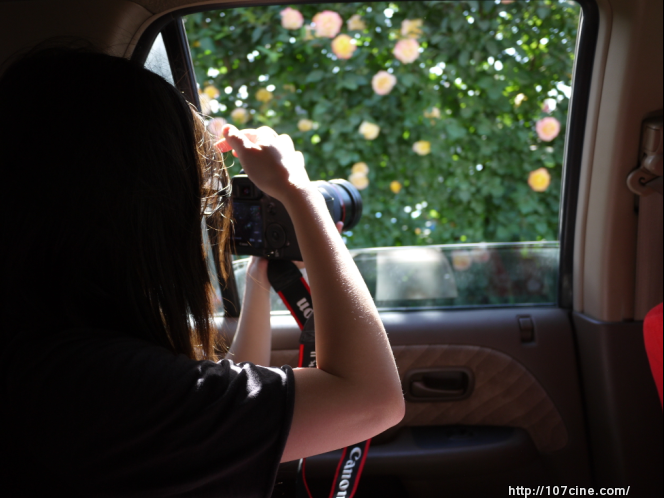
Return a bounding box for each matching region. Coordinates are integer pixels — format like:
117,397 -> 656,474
144,33 -> 175,85
144,35 -> 225,315
183,1 -> 582,311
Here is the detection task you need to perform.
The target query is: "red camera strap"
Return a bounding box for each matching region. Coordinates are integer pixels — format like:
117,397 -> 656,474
267,260 -> 371,498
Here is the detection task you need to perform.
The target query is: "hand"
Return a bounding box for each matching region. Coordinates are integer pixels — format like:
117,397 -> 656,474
218,125 -> 310,203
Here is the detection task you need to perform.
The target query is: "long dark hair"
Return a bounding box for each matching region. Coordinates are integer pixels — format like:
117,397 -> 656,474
0,48 -> 230,360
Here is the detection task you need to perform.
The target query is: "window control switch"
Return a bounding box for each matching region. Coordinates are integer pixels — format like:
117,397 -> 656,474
518,316 -> 535,343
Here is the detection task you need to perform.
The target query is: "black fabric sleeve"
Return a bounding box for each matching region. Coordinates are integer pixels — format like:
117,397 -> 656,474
2,328 -> 295,498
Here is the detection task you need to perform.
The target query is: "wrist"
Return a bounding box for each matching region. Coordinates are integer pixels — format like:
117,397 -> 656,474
280,184 -> 324,213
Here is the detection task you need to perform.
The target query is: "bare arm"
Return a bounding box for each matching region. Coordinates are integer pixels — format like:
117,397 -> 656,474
225,257 -> 272,366
220,125 -> 405,462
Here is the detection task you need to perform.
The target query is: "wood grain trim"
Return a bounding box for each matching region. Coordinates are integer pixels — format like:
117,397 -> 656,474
271,344 -> 568,454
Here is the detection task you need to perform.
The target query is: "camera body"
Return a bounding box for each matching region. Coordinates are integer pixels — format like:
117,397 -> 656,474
231,174 -> 362,260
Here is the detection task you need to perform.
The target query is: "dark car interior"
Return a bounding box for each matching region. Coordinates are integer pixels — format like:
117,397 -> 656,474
0,0 -> 661,496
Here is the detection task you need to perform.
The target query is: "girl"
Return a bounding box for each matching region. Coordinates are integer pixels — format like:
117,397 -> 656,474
0,48 -> 403,496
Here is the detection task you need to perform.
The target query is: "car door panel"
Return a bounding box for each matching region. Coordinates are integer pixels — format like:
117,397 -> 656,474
573,313 -> 663,495
221,306 -> 592,494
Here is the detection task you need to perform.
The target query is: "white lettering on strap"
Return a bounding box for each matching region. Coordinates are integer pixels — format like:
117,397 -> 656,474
335,447 -> 363,497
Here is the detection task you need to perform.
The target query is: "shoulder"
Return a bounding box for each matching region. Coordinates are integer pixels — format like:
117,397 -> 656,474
2,327 -> 295,496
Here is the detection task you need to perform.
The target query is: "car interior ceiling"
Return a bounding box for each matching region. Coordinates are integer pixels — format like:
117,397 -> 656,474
0,0 -> 661,496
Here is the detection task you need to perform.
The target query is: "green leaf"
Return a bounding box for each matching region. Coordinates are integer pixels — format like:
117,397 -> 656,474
251,26 -> 263,43
458,50 -> 470,67
400,73 -> 417,88
200,37 -> 215,53
305,70 -> 326,83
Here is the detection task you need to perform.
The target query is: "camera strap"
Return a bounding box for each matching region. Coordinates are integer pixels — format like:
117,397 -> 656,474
267,260 -> 371,498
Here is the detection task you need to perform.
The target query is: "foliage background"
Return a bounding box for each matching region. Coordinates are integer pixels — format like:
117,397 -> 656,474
186,0 -> 580,250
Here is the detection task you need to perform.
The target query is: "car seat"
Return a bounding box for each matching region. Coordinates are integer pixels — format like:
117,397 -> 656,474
644,302 -> 663,408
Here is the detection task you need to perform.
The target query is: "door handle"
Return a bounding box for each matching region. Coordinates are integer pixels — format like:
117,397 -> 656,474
404,368 -> 474,402
410,381 -> 465,398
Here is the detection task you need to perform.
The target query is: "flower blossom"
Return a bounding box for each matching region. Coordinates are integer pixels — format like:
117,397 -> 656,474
451,251 -> 473,271
359,121 -> 380,140
424,107 -> 441,119
390,181 -> 402,194
412,140 -> 431,156
255,88 -> 273,103
528,168 -> 552,192
351,162 -> 369,175
203,85 -> 220,99
536,117 -> 561,141
347,14 -> 366,31
280,8 -> 304,30
471,246 -> 491,263
514,93 -> 527,107
349,172 -> 369,190
207,117 -> 227,139
199,94 -> 212,115
298,119 -> 314,132
393,39 -> 420,64
231,108 -> 249,125
542,98 -> 557,113
312,10 -> 343,38
331,34 -> 357,59
372,71 -> 397,95
401,19 -> 423,39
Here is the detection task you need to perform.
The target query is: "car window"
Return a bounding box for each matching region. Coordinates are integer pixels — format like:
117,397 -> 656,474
144,32 -> 228,315
183,1 -> 582,312
144,33 -> 175,85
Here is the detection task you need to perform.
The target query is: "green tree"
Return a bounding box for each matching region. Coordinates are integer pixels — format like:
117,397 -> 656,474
186,0 -> 579,249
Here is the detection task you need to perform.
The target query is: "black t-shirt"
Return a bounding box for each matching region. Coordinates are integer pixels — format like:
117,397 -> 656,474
0,327 -> 295,497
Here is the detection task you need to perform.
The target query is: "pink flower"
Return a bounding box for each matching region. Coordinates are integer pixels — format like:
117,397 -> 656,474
372,71 -> 397,95
207,118 -> 227,139
280,8 -> 304,30
312,10 -> 343,38
331,34 -> 356,59
536,117 -> 561,141
393,39 -> 420,64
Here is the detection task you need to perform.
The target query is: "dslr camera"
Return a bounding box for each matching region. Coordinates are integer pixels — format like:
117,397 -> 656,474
230,174 -> 363,260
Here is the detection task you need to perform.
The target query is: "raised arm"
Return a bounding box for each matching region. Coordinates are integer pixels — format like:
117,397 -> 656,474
220,125 -> 405,462
225,256 -> 272,366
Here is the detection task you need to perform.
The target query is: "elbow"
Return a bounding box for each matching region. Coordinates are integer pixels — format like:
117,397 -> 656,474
368,386 -> 405,433
385,390 -> 406,428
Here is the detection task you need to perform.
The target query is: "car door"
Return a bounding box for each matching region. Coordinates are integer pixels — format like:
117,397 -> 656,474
131,1 -> 661,496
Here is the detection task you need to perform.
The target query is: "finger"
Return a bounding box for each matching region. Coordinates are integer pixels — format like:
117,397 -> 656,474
222,125 -> 260,152
293,151 -> 305,168
241,127 -> 277,146
336,221 -> 344,234
277,133 -> 295,152
214,139 -> 233,153
257,126 -> 279,139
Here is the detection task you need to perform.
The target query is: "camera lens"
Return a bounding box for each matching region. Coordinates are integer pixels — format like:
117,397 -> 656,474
324,179 -> 363,231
